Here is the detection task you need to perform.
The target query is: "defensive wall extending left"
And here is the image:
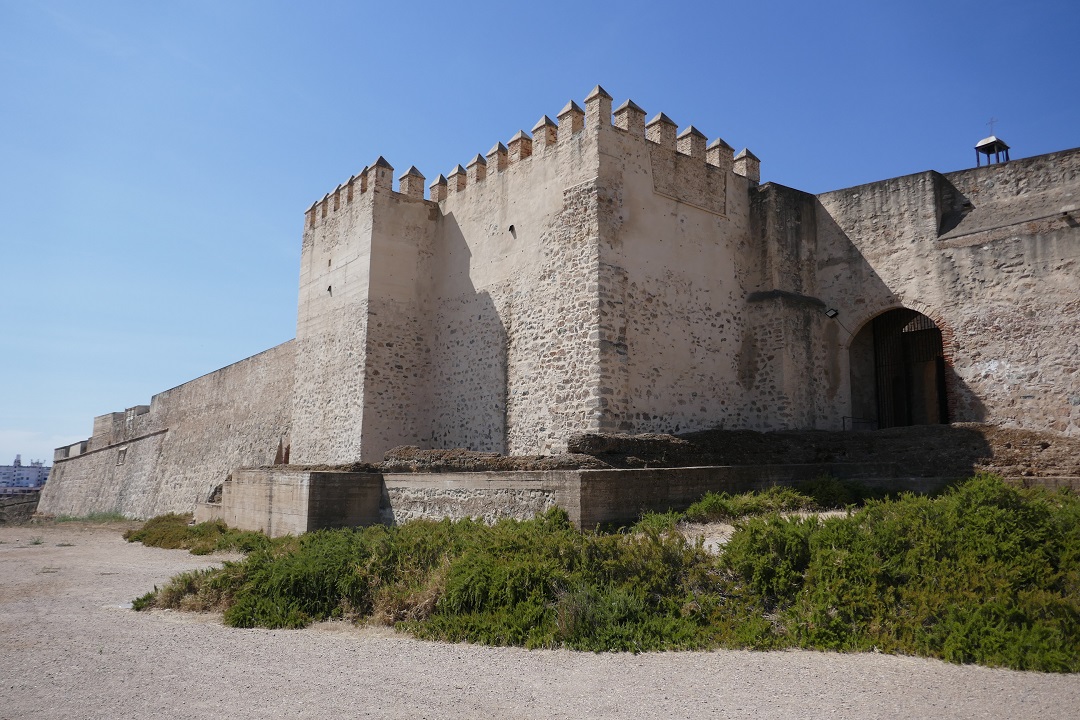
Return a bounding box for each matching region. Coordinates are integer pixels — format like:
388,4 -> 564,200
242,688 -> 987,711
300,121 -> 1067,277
42,343 -> 294,518
39,85 -> 1080,523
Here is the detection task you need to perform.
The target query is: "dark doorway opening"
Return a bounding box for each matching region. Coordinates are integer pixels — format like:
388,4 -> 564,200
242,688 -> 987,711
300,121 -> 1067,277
849,309 -> 949,429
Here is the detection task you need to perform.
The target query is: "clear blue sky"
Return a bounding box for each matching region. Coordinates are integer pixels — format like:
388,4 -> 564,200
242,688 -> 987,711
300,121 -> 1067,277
1,0 -> 1077,464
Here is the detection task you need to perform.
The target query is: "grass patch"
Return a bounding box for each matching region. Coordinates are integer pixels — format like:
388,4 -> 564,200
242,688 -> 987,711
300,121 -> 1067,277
634,476 -> 887,530
124,513 -> 272,555
130,475 -> 1080,671
684,485 -> 817,522
55,511 -> 130,523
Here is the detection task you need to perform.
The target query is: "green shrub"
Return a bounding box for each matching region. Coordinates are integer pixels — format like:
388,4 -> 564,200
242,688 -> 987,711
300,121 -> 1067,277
723,514 -> 819,603
124,513 -> 273,555
747,474 -> 1080,671
129,476 -> 1080,671
793,475 -> 889,508
684,486 -> 817,522
225,529 -> 374,628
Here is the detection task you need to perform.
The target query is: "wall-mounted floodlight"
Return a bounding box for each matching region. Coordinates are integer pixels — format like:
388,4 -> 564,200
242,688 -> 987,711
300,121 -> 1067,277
825,308 -> 839,318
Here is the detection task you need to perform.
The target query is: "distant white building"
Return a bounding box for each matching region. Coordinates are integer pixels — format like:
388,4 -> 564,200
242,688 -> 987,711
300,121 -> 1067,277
0,455 -> 50,491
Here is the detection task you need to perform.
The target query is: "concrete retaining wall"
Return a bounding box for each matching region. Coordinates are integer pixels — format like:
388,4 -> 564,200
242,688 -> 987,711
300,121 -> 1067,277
206,463 -> 965,534
196,469 -> 381,538
381,471 -> 578,525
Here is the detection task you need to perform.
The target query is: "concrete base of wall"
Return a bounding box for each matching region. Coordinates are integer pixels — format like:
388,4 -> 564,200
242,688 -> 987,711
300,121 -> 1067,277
202,462 -> 965,535
197,465 -> 1080,537
195,469 -> 381,538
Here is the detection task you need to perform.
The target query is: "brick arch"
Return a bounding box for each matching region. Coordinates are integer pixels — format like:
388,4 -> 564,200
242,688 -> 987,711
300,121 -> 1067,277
842,297 -> 959,426
844,299 -> 956,359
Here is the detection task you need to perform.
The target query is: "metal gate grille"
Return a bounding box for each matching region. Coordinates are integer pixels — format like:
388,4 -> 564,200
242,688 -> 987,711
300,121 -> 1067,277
873,309 -> 947,428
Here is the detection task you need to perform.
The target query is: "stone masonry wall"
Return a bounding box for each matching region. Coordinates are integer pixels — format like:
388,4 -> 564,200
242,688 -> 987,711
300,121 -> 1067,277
742,184 -> 844,430
815,148 -> 1080,435
291,169 -> 376,464
360,189 -> 437,461
0,492 -> 41,524
423,115 -> 603,456
39,341 -> 295,518
382,481 -> 558,525
595,111 -> 776,434
292,160 -> 438,464
501,180 -> 605,453
45,90 -> 1080,527
426,291 -> 507,451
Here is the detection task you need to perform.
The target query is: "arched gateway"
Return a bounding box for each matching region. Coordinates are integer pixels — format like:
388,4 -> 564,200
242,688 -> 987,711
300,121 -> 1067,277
849,309 -> 949,429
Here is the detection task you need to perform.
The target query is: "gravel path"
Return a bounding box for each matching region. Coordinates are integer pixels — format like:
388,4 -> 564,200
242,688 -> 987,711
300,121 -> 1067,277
2,523 -> 1078,719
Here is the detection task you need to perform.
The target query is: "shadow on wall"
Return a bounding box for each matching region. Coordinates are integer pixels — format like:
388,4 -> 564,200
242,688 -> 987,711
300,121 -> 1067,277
847,308 -> 988,429
425,212 -> 509,453
813,204 -> 987,429
579,424 -> 997,480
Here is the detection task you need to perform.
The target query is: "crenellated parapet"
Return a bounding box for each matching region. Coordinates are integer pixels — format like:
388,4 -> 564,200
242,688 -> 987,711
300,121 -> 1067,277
677,125 -> 707,160
487,142 -> 508,172
532,116 -> 558,152
613,99 -> 645,135
626,109 -> 743,216
646,112 -> 678,149
707,137 -> 734,174
734,149 -> 761,185
305,164 -> 366,230
508,130 -> 532,163
466,154 -> 487,184
398,166 -> 425,199
584,85 -> 612,129
429,174 -> 448,202
558,100 -> 586,140
303,85 -> 758,226
448,164 -> 467,194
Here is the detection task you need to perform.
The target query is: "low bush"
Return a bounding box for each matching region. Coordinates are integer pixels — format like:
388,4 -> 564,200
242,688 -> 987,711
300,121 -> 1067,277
128,475 -> 1080,671
723,514 -> 819,603
792,475 -> 891,508
684,486 -> 817,522
124,513 -> 272,555
784,474 -> 1080,671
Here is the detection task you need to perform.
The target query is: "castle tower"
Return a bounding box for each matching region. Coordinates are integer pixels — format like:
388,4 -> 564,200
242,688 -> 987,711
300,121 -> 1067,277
292,86 -> 767,459
293,155 -> 437,463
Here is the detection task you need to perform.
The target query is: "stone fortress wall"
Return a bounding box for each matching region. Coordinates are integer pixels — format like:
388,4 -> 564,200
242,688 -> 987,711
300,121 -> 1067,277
39,85 -> 1080,520
40,342 -> 294,518
292,87 -> 775,461
821,151 -> 1080,435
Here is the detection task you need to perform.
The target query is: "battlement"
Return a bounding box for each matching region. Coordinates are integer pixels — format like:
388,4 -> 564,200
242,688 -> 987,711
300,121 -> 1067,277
304,86 -> 760,229
304,158 -> 395,230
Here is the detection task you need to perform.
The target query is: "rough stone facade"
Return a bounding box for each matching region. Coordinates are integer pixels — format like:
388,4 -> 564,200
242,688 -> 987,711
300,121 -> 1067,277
40,85 -> 1080,520
0,492 -> 41,525
41,342 -> 294,518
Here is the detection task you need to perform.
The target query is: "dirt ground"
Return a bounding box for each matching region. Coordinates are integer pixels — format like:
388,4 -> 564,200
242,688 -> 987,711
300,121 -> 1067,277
2,522 -> 1078,719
